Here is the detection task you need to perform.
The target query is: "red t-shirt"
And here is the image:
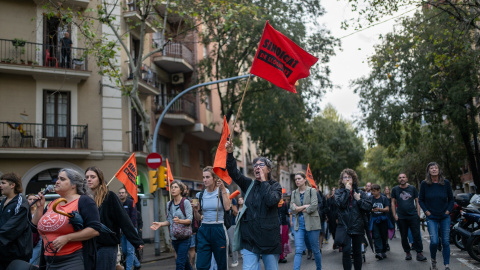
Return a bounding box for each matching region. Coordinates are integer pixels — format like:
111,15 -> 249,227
38,198 -> 83,256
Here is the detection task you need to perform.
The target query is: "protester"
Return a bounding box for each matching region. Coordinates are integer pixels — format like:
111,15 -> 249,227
326,188 -> 338,249
228,196 -> 239,267
26,194 -> 42,265
31,168 -> 101,270
192,167 -> 230,270
365,182 -> 372,197
383,186 -> 395,239
278,194 -> 290,263
183,184 -> 197,268
391,173 -> 426,261
291,172 -> 322,270
226,140 -> 282,270
151,180 -> 193,270
118,187 -> 142,270
237,196 -> 244,212
419,162 -> 454,270
85,166 -> 143,270
316,186 -> 328,249
335,168 -> 372,270
369,184 -> 390,260
0,173 -> 32,269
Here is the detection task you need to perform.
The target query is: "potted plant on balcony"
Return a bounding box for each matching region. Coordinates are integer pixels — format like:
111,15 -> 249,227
12,38 -> 26,47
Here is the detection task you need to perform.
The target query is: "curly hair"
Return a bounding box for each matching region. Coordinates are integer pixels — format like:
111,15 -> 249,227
337,168 -> 359,189
425,162 -> 445,185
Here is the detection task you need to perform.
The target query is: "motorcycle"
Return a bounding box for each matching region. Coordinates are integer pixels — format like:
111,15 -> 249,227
453,193 -> 479,251
454,194 -> 480,261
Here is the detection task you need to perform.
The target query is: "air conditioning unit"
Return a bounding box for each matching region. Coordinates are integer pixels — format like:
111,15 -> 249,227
171,73 -> 184,84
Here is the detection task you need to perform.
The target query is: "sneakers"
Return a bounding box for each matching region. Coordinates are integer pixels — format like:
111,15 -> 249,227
416,252 -> 427,261
430,259 -> 438,270
289,233 -> 294,241
278,258 -> 287,263
231,261 -> 239,267
445,266 -> 450,270
307,249 -> 313,260
382,253 -> 387,259
405,252 -> 412,260
375,253 -> 383,260
386,244 -> 390,251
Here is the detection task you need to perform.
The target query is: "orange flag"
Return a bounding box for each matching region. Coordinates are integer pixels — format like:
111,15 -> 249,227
166,158 -> 174,191
115,153 -> 138,205
213,116 -> 232,185
306,164 -> 317,189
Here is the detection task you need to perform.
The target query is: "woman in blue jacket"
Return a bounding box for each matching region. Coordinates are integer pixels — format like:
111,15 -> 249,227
419,162 -> 454,270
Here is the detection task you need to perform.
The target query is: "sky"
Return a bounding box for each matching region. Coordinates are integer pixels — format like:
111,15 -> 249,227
317,1 -> 417,123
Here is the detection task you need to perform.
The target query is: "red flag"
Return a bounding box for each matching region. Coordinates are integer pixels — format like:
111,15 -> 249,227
250,21 -> 318,93
166,158 -> 174,191
213,116 -> 232,185
115,153 -> 138,205
306,164 -> 317,189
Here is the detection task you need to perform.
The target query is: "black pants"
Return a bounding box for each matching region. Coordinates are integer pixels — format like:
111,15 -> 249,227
329,220 -> 337,241
342,234 -> 363,270
372,220 -> 388,253
398,216 -> 423,253
61,49 -> 71,68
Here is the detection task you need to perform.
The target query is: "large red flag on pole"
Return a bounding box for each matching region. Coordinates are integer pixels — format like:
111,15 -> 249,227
250,21 -> 319,93
306,164 -> 317,189
115,153 -> 138,204
166,158 -> 174,192
213,116 -> 232,185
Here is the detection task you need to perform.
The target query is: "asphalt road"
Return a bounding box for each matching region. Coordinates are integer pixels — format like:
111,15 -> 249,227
141,230 -> 480,269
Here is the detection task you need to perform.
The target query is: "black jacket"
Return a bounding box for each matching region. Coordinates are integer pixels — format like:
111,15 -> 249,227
0,193 -> 33,263
326,196 -> 338,222
226,153 -> 282,254
335,188 -> 372,235
96,191 -> 143,249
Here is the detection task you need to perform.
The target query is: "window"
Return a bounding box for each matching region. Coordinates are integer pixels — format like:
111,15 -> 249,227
204,90 -> 211,111
157,136 -> 170,160
182,144 -> 190,166
43,90 -> 71,147
199,150 -> 205,168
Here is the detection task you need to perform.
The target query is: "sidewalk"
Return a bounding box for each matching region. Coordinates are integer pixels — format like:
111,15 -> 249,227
141,240 -> 175,263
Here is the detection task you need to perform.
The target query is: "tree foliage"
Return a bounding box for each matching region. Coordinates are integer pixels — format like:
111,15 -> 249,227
354,9 -> 480,189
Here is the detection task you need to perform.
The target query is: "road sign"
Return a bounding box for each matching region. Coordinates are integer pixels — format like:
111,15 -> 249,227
146,152 -> 163,169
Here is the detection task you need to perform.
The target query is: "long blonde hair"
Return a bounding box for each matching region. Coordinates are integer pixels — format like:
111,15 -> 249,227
86,166 -> 108,208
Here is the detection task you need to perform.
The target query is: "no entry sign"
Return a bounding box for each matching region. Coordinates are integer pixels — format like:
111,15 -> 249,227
146,152 -> 163,169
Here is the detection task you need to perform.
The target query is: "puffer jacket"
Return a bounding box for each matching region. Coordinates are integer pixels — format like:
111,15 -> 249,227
226,152 -> 282,255
335,187 -> 372,235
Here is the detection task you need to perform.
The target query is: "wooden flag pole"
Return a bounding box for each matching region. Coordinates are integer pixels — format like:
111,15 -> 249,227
231,74 -> 253,140
106,175 -> 116,186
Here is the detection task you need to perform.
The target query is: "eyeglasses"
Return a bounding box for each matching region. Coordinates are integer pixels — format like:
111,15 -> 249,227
342,175 -> 352,180
253,163 -> 266,168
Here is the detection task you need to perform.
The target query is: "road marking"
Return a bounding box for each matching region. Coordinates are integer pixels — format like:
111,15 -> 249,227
457,258 -> 479,269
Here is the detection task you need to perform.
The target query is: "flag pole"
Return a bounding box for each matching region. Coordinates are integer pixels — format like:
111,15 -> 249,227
106,175 -> 116,186
168,176 -> 172,202
216,183 -> 221,222
231,74 -> 253,140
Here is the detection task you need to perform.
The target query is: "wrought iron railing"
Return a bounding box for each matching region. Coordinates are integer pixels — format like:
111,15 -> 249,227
155,95 -> 197,120
163,42 -> 194,66
127,61 -> 161,90
0,122 -> 88,149
0,38 -> 89,70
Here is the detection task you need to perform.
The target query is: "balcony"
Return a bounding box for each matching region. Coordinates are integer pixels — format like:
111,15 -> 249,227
153,42 -> 194,73
0,122 -> 90,159
124,1 -> 158,33
154,94 -> 196,126
33,0 -> 89,8
125,63 -> 161,95
0,39 -> 90,82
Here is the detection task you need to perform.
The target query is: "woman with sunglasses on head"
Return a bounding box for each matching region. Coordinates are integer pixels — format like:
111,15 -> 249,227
335,169 -> 372,270
225,140 -> 282,270
85,166 -> 143,270
290,172 -> 322,270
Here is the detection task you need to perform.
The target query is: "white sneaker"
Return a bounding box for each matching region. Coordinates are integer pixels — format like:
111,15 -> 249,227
289,233 -> 294,240
231,261 -> 239,267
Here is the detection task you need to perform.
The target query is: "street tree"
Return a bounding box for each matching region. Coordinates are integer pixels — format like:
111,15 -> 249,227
354,9 -> 480,189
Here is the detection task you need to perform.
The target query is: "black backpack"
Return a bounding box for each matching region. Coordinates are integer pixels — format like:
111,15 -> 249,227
199,188 -> 232,230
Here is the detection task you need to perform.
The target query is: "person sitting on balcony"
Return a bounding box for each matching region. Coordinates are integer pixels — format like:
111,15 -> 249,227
60,32 -> 73,68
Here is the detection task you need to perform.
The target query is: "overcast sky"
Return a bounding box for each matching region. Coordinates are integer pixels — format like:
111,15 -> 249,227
317,1 -> 417,123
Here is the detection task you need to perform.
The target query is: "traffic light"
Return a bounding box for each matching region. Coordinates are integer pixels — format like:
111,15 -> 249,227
158,166 -> 167,188
148,170 -> 158,194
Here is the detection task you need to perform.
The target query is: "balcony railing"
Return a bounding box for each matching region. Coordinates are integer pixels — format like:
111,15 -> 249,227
155,95 -> 197,120
0,122 -> 88,149
0,39 -> 89,71
163,42 -> 194,66
127,62 -> 161,90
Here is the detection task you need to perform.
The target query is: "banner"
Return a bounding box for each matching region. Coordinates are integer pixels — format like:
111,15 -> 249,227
115,153 -> 138,204
250,21 -> 318,93
306,164 -> 317,189
213,116 -> 232,185
166,158 -> 174,191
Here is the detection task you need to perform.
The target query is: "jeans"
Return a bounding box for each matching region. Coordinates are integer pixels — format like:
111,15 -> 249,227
30,239 -> 42,265
397,216 -> 423,253
227,225 -> 239,264
172,238 -> 193,270
293,215 -> 322,270
426,215 -> 450,265
96,245 -> 118,270
241,249 -> 279,270
372,220 -> 388,253
342,234 -> 363,270
121,234 -> 141,270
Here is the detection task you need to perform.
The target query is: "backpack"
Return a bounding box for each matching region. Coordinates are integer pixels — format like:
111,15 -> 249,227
199,188 -> 233,230
168,197 -> 201,233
